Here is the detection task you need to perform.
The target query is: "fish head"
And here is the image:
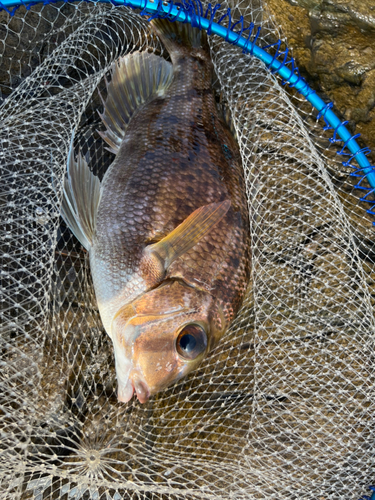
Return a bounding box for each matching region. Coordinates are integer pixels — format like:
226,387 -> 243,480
111,280 -> 226,404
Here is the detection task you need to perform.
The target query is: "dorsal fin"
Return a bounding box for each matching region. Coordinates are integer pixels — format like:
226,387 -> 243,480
98,51 -> 173,154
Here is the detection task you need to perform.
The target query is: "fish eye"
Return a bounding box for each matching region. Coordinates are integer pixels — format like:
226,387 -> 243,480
176,324 -> 207,360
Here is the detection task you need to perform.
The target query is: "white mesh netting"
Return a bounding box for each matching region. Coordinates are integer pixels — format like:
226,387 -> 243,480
1,1 -> 375,498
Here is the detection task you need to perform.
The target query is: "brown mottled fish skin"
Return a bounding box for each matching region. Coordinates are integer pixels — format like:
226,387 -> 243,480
90,20 -> 251,403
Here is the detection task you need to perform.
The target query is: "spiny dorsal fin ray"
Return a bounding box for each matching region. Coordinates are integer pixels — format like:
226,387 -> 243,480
98,51 -> 173,154
61,138 -> 101,250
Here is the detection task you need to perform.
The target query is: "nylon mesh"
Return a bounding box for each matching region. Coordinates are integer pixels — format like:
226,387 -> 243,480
1,1 -> 374,499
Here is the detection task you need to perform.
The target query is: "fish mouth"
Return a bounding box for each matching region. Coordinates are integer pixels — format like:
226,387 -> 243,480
133,378 -> 150,403
117,376 -> 150,404
117,378 -> 134,403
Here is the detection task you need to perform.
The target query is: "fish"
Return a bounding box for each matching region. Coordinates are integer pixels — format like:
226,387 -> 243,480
61,18 -> 251,404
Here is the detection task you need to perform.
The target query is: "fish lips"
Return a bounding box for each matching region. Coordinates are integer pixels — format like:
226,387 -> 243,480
117,374 -> 150,404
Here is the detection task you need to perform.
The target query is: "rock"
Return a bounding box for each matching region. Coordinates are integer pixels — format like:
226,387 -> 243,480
266,0 -> 375,160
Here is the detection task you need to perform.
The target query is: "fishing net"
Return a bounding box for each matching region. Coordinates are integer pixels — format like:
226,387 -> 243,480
1,0 -> 375,498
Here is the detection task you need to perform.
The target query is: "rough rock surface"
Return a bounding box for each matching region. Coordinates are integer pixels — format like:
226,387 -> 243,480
266,0 -> 375,160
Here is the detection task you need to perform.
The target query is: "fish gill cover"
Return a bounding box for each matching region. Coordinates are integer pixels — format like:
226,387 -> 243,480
0,0 -> 375,499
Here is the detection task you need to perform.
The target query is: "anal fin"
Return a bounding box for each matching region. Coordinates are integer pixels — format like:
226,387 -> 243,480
61,138 -> 101,250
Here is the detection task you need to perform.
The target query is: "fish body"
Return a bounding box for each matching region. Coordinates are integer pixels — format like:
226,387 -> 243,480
62,19 -> 250,403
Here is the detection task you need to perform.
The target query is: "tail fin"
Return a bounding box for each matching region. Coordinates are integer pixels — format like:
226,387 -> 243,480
151,18 -> 209,61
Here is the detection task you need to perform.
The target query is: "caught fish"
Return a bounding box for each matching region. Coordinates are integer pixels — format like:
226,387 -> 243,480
62,19 -> 251,403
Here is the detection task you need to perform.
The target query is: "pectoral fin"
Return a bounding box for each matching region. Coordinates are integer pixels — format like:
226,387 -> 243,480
146,200 -> 231,271
61,137 -> 101,250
